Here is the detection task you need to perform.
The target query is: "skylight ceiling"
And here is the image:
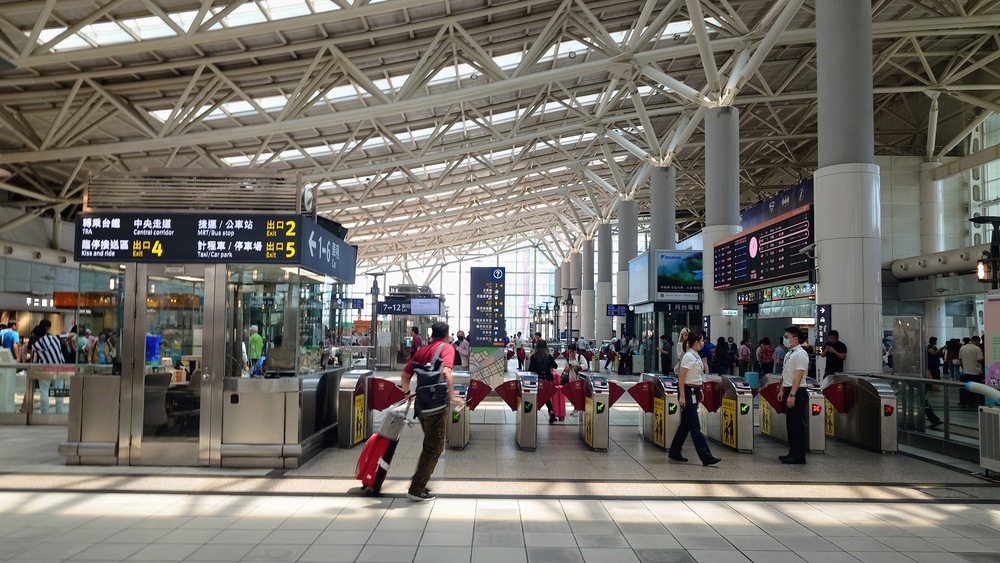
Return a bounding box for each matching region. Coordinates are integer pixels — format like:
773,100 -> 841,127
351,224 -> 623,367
0,0 -> 997,275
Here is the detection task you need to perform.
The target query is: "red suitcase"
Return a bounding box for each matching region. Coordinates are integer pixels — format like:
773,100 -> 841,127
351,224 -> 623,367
356,433 -> 398,494
551,385 -> 566,420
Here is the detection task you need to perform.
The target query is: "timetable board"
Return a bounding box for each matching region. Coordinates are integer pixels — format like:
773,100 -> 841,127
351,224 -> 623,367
713,205 -> 813,290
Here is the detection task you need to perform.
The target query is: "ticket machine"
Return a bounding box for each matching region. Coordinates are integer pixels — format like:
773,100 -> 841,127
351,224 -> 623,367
700,375 -> 754,453
759,375 -> 826,453
515,373 -> 539,450
822,373 -> 897,453
446,379 -> 492,450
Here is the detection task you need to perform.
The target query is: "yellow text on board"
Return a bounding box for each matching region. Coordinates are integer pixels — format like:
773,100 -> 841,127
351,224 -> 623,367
652,397 -> 665,448
721,397 -> 737,449
825,399 -> 836,437
585,396 -> 594,446
354,393 -> 365,445
760,399 -> 771,435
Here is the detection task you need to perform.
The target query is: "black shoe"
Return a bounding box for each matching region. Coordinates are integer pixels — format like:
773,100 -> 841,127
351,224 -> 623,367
668,454 -> 689,462
778,454 -> 792,461
549,414 -> 556,424
406,490 -> 436,502
928,420 -> 943,429
781,458 -> 806,465
702,457 -> 722,466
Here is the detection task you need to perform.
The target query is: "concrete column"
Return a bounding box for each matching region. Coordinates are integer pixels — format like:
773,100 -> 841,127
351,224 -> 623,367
596,223 -> 613,342
650,167 -> 677,251
814,0 -> 882,372
617,200 -> 639,339
582,238 -> 595,341
570,250 -> 583,339
921,161 -> 947,341
703,107 -> 742,340
561,261 -> 572,339
552,265 -> 562,342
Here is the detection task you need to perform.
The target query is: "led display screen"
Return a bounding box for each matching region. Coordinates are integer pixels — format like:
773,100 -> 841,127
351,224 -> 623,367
713,205 -> 813,290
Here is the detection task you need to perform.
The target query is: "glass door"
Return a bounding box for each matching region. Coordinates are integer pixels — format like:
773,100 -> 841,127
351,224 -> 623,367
119,263 -> 225,466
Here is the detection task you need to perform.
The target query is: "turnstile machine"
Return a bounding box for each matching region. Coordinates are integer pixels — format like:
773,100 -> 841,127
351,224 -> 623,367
700,375 -> 754,453
579,375 -> 610,452
446,384 -> 470,449
822,373 -> 897,453
337,370 -> 373,448
634,373 -> 681,450
759,376 -> 826,453
515,373 -> 539,451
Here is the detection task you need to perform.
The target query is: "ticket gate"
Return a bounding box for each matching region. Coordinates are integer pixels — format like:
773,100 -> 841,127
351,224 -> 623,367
338,370 -> 406,448
759,375 -> 826,453
446,379 -> 492,450
630,373 -> 682,451
564,374 -> 625,452
700,375 -> 754,453
821,373 -> 897,453
494,372 -> 558,451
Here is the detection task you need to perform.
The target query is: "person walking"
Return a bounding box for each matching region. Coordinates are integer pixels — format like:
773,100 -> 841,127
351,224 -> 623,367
455,330 -> 471,367
400,322 -> 462,502
31,321 -> 67,414
515,332 -> 527,370
247,325 -> 264,367
779,326 -> 810,464
528,339 -> 561,423
738,339 -> 751,376
756,337 -> 775,375
668,330 -> 721,466
409,326 -> 423,359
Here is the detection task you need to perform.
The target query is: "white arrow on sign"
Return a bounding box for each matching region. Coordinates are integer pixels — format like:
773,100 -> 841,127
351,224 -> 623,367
309,230 -> 317,257
820,307 -> 826,314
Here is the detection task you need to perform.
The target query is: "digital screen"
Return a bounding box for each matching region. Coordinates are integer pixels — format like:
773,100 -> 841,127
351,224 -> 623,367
713,205 -> 813,290
351,298 -> 365,310
410,298 -> 441,315
655,251 -> 702,302
607,304 -> 629,316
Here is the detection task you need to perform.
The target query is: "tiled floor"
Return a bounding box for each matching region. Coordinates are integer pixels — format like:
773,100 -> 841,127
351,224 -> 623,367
1,365 -> 998,561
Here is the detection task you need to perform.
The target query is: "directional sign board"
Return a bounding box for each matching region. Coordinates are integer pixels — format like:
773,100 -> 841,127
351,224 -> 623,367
76,212 -> 356,283
816,304 -> 832,350
469,267 -> 505,346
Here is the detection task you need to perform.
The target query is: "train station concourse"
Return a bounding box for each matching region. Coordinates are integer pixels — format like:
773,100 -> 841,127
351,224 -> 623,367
2,0 -> 1000,562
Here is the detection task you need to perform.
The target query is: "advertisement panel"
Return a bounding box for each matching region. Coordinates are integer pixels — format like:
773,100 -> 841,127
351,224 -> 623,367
655,250 -> 702,302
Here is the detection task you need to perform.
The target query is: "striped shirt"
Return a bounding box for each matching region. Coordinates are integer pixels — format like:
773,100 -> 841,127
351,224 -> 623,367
31,333 -> 65,364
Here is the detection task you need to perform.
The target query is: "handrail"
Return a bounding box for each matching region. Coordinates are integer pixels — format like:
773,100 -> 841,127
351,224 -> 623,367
874,373 -> 966,387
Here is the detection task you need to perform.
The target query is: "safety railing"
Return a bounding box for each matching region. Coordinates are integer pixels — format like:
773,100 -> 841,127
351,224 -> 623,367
877,373 -> 984,461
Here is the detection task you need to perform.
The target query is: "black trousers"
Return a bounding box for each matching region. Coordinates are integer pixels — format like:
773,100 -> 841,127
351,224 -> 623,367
960,373 -> 984,407
669,386 -> 714,462
783,387 -> 809,460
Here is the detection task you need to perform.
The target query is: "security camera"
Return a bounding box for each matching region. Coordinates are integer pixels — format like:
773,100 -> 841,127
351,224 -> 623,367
799,243 -> 816,257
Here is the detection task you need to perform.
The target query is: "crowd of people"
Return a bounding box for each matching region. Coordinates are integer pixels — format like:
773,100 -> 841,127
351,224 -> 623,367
0,321 -> 117,367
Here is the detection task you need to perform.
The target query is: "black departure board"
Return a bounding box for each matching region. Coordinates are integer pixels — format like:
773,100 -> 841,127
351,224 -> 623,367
75,212 -> 356,283
713,205 -> 813,290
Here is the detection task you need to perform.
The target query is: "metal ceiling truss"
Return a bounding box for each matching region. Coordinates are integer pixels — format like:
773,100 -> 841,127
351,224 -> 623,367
0,0 -> 997,271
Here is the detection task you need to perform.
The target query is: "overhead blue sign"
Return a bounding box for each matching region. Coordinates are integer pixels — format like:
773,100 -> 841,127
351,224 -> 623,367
607,304 -> 629,316
300,218 -> 357,284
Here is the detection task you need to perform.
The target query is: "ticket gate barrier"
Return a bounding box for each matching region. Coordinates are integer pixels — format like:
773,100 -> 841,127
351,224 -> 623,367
821,373 -> 897,453
559,374 -> 625,452
494,372 -> 558,451
338,370 -> 406,448
759,376 -> 826,454
446,379 -> 492,450
630,373 -> 682,451
699,375 -> 754,453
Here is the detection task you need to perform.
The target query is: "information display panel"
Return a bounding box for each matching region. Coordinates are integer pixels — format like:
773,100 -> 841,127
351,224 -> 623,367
469,267 -> 505,347
75,212 -> 356,283
713,205 -> 813,290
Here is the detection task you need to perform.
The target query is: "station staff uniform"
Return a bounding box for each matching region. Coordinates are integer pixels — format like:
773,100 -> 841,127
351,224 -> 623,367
781,344 -> 810,463
668,347 -> 718,465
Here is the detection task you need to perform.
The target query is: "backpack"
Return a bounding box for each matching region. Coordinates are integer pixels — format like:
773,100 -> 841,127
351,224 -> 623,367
613,338 -> 622,353
414,343 -> 449,418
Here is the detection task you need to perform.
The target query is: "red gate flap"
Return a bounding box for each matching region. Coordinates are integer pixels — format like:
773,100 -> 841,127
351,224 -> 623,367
759,382 -> 784,413
822,381 -> 852,413
368,377 -> 405,411
562,380 -> 586,411
608,381 -> 627,408
701,380 -> 722,412
627,381 -> 653,413
536,380 -> 558,407
466,379 -> 493,411
494,379 -> 520,411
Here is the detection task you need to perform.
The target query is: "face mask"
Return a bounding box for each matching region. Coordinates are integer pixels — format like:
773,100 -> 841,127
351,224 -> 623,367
457,336 -> 464,341
782,337 -> 791,347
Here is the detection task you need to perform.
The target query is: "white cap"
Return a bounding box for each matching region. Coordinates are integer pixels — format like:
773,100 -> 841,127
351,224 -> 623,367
250,325 -> 258,332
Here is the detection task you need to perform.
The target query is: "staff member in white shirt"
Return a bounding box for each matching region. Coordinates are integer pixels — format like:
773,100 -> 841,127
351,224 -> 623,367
668,330 -> 721,466
779,326 -> 810,464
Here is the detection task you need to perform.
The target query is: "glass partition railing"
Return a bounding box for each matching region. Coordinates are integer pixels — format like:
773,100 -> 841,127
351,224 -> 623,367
878,373 -> 984,458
